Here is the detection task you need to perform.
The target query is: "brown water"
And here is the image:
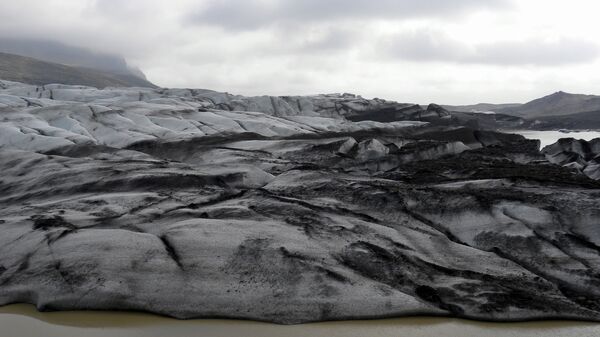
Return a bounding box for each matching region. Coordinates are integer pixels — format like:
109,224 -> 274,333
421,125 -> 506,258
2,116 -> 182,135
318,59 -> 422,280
0,305 -> 599,337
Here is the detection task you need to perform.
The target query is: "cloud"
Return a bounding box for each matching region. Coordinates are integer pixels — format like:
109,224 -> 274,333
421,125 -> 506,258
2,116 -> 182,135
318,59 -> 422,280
188,0 -> 510,31
475,39 -> 600,65
1,0 -> 600,105
264,27 -> 363,57
295,28 -> 358,53
384,30 -> 600,66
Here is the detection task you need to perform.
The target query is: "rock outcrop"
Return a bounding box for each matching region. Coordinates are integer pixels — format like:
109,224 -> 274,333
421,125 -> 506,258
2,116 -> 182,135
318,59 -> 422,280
1,80 -> 600,324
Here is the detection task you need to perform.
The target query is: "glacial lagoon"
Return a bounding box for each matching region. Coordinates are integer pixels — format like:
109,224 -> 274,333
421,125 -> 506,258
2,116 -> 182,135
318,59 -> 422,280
508,130 -> 600,148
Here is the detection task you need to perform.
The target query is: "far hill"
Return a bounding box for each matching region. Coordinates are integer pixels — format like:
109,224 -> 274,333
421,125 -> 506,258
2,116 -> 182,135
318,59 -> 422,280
443,103 -> 522,114
0,52 -> 157,88
0,38 -> 148,80
447,91 -> 600,119
496,91 -> 600,118
524,109 -> 600,130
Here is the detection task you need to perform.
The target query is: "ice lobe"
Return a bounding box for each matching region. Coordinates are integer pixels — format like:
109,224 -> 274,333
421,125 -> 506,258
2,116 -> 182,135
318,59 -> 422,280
1,80 -> 599,324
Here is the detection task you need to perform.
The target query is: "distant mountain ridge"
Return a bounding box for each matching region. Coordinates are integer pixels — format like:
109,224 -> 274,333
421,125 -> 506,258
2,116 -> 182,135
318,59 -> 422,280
442,103 -> 522,114
0,52 -> 157,88
525,109 -> 600,130
446,91 -> 600,119
0,38 -> 147,80
497,91 -> 600,118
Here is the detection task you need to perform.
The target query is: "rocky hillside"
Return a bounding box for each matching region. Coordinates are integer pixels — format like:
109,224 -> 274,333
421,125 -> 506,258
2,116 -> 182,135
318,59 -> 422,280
1,80 -> 600,323
0,53 -> 156,88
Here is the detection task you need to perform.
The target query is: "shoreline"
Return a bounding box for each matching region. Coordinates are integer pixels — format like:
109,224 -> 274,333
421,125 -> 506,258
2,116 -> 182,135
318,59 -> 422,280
1,304 -> 599,337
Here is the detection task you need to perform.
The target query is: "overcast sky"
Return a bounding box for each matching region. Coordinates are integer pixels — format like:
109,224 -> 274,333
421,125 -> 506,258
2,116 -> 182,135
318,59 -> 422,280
1,0 -> 599,104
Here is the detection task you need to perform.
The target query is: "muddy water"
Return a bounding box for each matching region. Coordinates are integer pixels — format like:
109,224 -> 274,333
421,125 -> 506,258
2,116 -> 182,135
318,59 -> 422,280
0,305 -> 598,337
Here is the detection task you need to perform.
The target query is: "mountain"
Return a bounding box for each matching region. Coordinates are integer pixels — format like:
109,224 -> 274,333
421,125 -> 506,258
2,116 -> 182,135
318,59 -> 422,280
443,103 -> 522,113
1,79 -> 600,323
497,91 -> 600,118
0,52 -> 157,88
525,109 -> 600,130
447,91 -> 600,119
0,38 -> 147,80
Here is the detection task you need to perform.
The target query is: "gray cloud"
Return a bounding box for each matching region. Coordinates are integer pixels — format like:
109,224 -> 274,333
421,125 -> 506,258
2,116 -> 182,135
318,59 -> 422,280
263,27 -> 363,57
91,0 -> 163,20
385,30 -> 600,65
475,39 -> 600,65
189,0 -> 510,30
0,38 -> 131,73
296,29 -> 358,52
1,0 -> 600,105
